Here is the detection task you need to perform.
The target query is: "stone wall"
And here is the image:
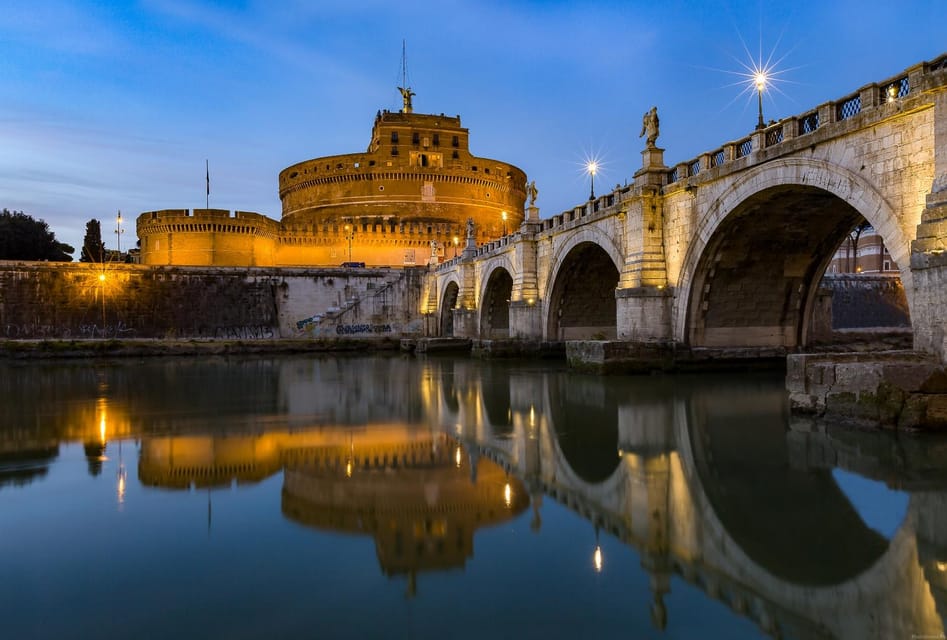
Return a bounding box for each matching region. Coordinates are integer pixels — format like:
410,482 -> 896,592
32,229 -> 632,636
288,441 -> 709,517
819,273 -> 910,329
0,262 -> 425,340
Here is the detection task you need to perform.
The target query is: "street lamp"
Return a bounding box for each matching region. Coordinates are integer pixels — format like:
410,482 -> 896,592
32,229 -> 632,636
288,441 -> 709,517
115,211 -> 124,255
501,211 -> 508,236
586,161 -> 598,200
343,224 -> 353,262
452,235 -> 459,257
755,71 -> 768,130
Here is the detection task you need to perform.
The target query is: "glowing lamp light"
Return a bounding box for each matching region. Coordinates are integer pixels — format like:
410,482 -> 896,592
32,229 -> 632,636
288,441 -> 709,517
593,545 -> 603,573
755,70 -> 769,130
754,71 -> 767,91
345,459 -> 353,478
586,161 -> 598,200
98,273 -> 106,282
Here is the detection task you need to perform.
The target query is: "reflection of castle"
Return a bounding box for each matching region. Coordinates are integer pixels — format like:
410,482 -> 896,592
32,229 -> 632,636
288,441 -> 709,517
136,425 -> 528,591
283,432 -> 528,585
136,90 -> 527,268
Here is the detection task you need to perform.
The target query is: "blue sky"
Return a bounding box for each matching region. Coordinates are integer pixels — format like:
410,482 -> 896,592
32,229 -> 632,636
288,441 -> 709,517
0,0 -> 942,257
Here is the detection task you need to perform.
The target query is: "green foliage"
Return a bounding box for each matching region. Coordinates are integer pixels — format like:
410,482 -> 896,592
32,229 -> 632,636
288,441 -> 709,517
0,208 -> 74,261
81,219 -> 106,263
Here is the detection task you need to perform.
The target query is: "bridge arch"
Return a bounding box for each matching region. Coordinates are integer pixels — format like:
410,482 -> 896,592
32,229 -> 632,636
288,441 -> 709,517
439,279 -> 460,336
480,262 -> 515,339
676,157 -> 913,347
545,229 -> 623,340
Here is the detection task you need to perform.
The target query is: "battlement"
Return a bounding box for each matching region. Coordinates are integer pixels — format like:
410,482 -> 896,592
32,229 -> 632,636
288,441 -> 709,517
137,208 -> 280,235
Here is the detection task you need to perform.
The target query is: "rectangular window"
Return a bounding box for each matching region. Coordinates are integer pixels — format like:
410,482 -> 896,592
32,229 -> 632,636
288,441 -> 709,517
391,147 -> 399,156
452,135 -> 459,147
412,132 -> 420,145
432,134 -> 439,146
391,131 -> 399,143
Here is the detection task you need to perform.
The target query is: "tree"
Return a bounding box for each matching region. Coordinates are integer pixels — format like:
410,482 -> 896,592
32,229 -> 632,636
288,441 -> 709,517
80,219 -> 106,263
848,219 -> 873,273
0,208 -> 74,261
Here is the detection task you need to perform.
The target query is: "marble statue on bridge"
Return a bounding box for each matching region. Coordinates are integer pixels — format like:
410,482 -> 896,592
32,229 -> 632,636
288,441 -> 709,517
640,106 -> 660,148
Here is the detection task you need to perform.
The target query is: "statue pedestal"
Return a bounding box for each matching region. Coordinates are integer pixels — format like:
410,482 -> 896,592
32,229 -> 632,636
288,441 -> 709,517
525,205 -> 539,222
634,147 -> 668,188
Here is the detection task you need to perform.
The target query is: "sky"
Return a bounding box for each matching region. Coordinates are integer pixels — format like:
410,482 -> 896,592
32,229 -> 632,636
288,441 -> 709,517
0,0 -> 943,258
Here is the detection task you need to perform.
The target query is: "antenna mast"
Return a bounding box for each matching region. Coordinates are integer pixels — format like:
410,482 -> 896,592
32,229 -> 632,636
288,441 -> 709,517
397,40 -> 415,114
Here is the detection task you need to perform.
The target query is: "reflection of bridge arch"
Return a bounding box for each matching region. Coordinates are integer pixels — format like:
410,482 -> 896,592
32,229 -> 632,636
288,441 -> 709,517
480,265 -> 514,339
543,372 -> 621,484
545,241 -> 620,340
677,158 -> 913,347
670,401 -> 937,637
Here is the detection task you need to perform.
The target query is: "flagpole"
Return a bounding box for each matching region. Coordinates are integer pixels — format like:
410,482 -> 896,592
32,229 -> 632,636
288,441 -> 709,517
205,159 -> 209,209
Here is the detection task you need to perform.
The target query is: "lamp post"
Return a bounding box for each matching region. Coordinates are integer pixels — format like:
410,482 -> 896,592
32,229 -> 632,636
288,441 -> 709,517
115,211 -> 124,256
586,161 -> 598,200
755,71 -> 767,130
343,224 -> 353,262
452,235 -> 459,258
501,211 -> 508,236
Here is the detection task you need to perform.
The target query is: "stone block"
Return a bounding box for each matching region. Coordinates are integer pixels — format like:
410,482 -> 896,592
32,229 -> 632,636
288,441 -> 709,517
834,363 -> 882,392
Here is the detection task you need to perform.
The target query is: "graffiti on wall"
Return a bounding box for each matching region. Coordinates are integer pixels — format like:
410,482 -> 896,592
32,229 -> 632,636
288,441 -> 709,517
4,322 -> 137,339
199,325 -> 276,340
335,323 -> 392,335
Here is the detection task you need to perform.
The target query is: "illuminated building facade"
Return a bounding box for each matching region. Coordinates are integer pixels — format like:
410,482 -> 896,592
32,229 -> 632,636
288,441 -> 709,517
136,91 -> 528,267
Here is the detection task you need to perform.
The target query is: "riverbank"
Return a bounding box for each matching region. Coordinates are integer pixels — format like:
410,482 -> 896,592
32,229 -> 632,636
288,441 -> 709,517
0,338 -> 402,359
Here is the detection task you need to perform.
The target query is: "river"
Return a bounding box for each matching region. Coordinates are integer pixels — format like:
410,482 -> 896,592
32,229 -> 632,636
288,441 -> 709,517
1,355 -> 945,639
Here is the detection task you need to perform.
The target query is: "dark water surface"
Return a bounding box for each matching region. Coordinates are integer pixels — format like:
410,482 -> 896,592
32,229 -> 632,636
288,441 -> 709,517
1,355 -> 945,639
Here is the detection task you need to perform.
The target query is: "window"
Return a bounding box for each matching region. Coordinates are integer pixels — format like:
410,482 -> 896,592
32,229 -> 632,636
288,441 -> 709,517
391,147 -> 398,156
452,151 -> 459,159
452,135 -> 459,147
391,131 -> 399,143
433,134 -> 439,146
412,132 -> 420,145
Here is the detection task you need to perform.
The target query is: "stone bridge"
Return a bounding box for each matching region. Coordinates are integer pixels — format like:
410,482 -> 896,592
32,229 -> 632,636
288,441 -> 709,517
423,359 -> 947,637
425,54 -> 947,363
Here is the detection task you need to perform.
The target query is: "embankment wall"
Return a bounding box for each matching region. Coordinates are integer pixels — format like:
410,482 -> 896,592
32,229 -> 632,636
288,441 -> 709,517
0,262 -> 425,340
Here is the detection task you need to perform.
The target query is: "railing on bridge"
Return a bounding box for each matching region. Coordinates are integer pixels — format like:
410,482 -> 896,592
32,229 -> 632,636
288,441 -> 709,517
665,53 -> 947,186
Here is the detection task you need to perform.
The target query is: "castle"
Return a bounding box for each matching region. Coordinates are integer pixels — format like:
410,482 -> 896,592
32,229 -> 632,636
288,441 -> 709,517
136,89 -> 528,267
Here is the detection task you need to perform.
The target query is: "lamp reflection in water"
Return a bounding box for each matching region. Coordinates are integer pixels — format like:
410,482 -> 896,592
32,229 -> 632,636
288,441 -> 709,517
346,437 -> 354,478
116,441 -> 127,508
455,446 -> 462,468
593,528 -> 603,573
504,482 -> 512,508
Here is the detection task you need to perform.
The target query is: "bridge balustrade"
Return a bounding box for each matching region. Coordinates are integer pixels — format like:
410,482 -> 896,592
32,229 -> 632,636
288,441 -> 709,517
798,111 -> 819,135
662,53 -> 947,187
764,125 -> 784,146
836,92 -> 862,121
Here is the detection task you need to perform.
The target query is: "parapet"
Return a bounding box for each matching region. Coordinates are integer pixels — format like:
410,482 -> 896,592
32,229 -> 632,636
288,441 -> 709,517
137,209 -> 281,237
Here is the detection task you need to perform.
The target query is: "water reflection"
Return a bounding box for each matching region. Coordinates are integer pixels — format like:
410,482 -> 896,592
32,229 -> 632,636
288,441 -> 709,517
1,356 -> 946,637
